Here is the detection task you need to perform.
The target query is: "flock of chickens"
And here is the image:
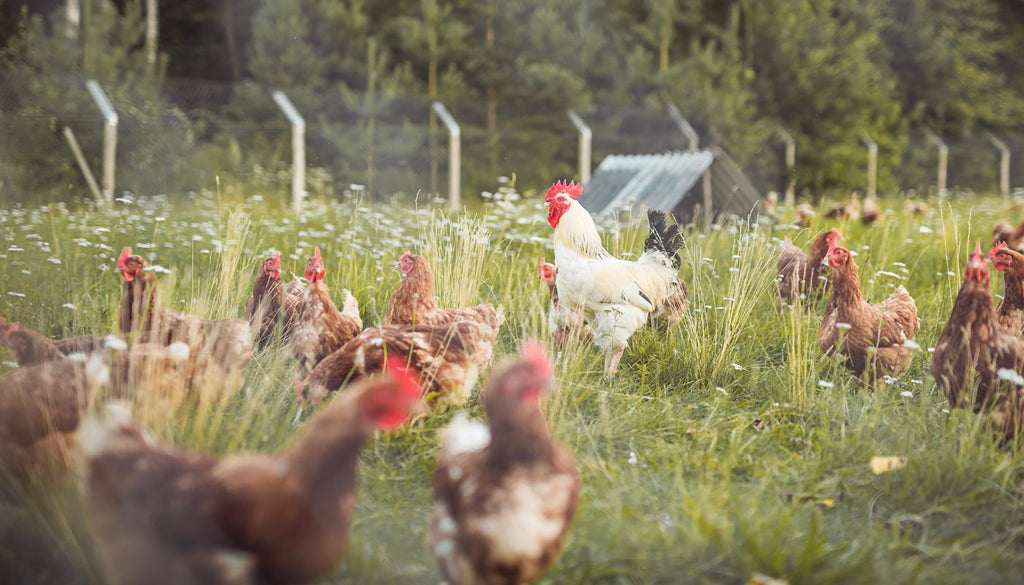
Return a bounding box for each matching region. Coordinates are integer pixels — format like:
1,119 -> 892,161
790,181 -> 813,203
777,216 -> 1024,439
1,241 -> 570,583
3,180 -> 1024,584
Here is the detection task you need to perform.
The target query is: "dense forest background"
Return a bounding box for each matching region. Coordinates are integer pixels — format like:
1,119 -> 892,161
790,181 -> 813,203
1,0 -> 1023,203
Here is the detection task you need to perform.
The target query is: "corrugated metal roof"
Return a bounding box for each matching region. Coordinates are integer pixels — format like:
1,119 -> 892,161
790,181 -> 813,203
579,149 -> 761,221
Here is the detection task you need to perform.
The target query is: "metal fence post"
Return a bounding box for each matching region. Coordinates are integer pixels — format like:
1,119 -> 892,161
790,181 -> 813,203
666,104 -> 699,151
62,127 -> 102,200
859,135 -> 877,199
986,132 -> 1011,198
432,101 -> 460,210
777,127 -> 796,206
272,91 -> 305,212
567,110 -> 592,184
922,126 -> 948,195
86,80 -> 117,205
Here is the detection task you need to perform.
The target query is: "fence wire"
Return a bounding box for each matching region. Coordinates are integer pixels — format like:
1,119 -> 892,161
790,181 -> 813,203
1,74 -> 1022,204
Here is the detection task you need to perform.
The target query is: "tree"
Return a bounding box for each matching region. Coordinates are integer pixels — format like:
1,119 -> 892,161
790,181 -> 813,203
747,0 -> 904,194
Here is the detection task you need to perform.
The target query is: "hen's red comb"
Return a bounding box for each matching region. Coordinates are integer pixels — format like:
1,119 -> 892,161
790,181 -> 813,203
385,356 -> 421,401
545,180 -> 582,202
991,241 -> 1008,258
972,241 -> 984,260
117,247 -> 131,267
313,246 -> 323,264
520,340 -> 552,381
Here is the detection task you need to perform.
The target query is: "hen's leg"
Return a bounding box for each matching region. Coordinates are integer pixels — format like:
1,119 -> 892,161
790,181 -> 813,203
604,348 -> 624,375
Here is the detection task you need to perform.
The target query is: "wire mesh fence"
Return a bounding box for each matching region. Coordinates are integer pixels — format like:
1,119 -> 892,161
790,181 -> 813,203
1,74 -> 1022,206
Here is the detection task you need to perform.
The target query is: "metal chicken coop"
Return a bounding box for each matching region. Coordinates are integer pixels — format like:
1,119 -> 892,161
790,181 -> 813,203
579,149 -> 762,225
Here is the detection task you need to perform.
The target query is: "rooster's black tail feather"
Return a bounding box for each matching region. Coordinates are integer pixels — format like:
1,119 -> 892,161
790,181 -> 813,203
645,210 -> 685,269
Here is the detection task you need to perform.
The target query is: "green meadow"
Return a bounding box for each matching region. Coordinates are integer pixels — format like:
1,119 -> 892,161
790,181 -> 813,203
2,188 -> 1023,585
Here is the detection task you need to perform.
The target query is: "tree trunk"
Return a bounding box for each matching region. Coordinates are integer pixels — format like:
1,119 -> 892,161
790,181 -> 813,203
223,0 -> 241,79
66,0 -> 80,39
658,0 -> 673,74
145,0 -> 158,75
366,38 -> 378,196
486,0 -> 497,132
426,0 -> 439,192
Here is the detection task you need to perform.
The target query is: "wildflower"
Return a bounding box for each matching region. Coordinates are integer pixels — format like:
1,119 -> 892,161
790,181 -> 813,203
104,335 -> 128,351
997,368 -> 1024,386
818,380 -> 834,389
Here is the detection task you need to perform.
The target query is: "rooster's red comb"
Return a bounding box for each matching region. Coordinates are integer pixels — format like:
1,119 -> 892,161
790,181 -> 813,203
520,340 -> 552,381
313,246 -> 323,263
991,241 -> 1008,258
545,180 -> 582,202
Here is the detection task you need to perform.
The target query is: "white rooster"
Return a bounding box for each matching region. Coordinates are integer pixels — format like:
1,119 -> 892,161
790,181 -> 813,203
545,180 -> 685,373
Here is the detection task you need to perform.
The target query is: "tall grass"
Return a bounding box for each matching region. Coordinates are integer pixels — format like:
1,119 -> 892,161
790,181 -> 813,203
3,191 -> 1024,584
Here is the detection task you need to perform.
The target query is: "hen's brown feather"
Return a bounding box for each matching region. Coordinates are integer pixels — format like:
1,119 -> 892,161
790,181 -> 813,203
302,321 -> 494,406
246,269 -> 284,349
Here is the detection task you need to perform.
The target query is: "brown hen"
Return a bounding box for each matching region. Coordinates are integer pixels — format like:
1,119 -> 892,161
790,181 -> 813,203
991,242 -> 1024,336
430,343 -> 579,585
0,354 -> 109,478
116,247 -> 252,393
993,218 -> 1024,251
777,229 -> 840,304
82,361 -> 422,585
932,243 -> 1024,439
818,244 -> 920,382
385,252 -> 502,334
537,258 -> 590,350
288,247 -> 362,379
299,320 -> 495,408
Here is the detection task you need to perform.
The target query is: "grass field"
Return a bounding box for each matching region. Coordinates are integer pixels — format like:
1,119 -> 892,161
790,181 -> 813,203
2,187 -> 1024,585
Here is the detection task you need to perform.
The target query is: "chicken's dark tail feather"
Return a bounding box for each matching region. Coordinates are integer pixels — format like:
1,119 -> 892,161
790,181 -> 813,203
645,210 -> 685,269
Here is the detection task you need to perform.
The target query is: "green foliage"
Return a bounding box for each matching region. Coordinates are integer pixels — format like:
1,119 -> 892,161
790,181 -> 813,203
1,0 -> 1024,201
0,2 -> 195,201
748,0 -> 905,194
